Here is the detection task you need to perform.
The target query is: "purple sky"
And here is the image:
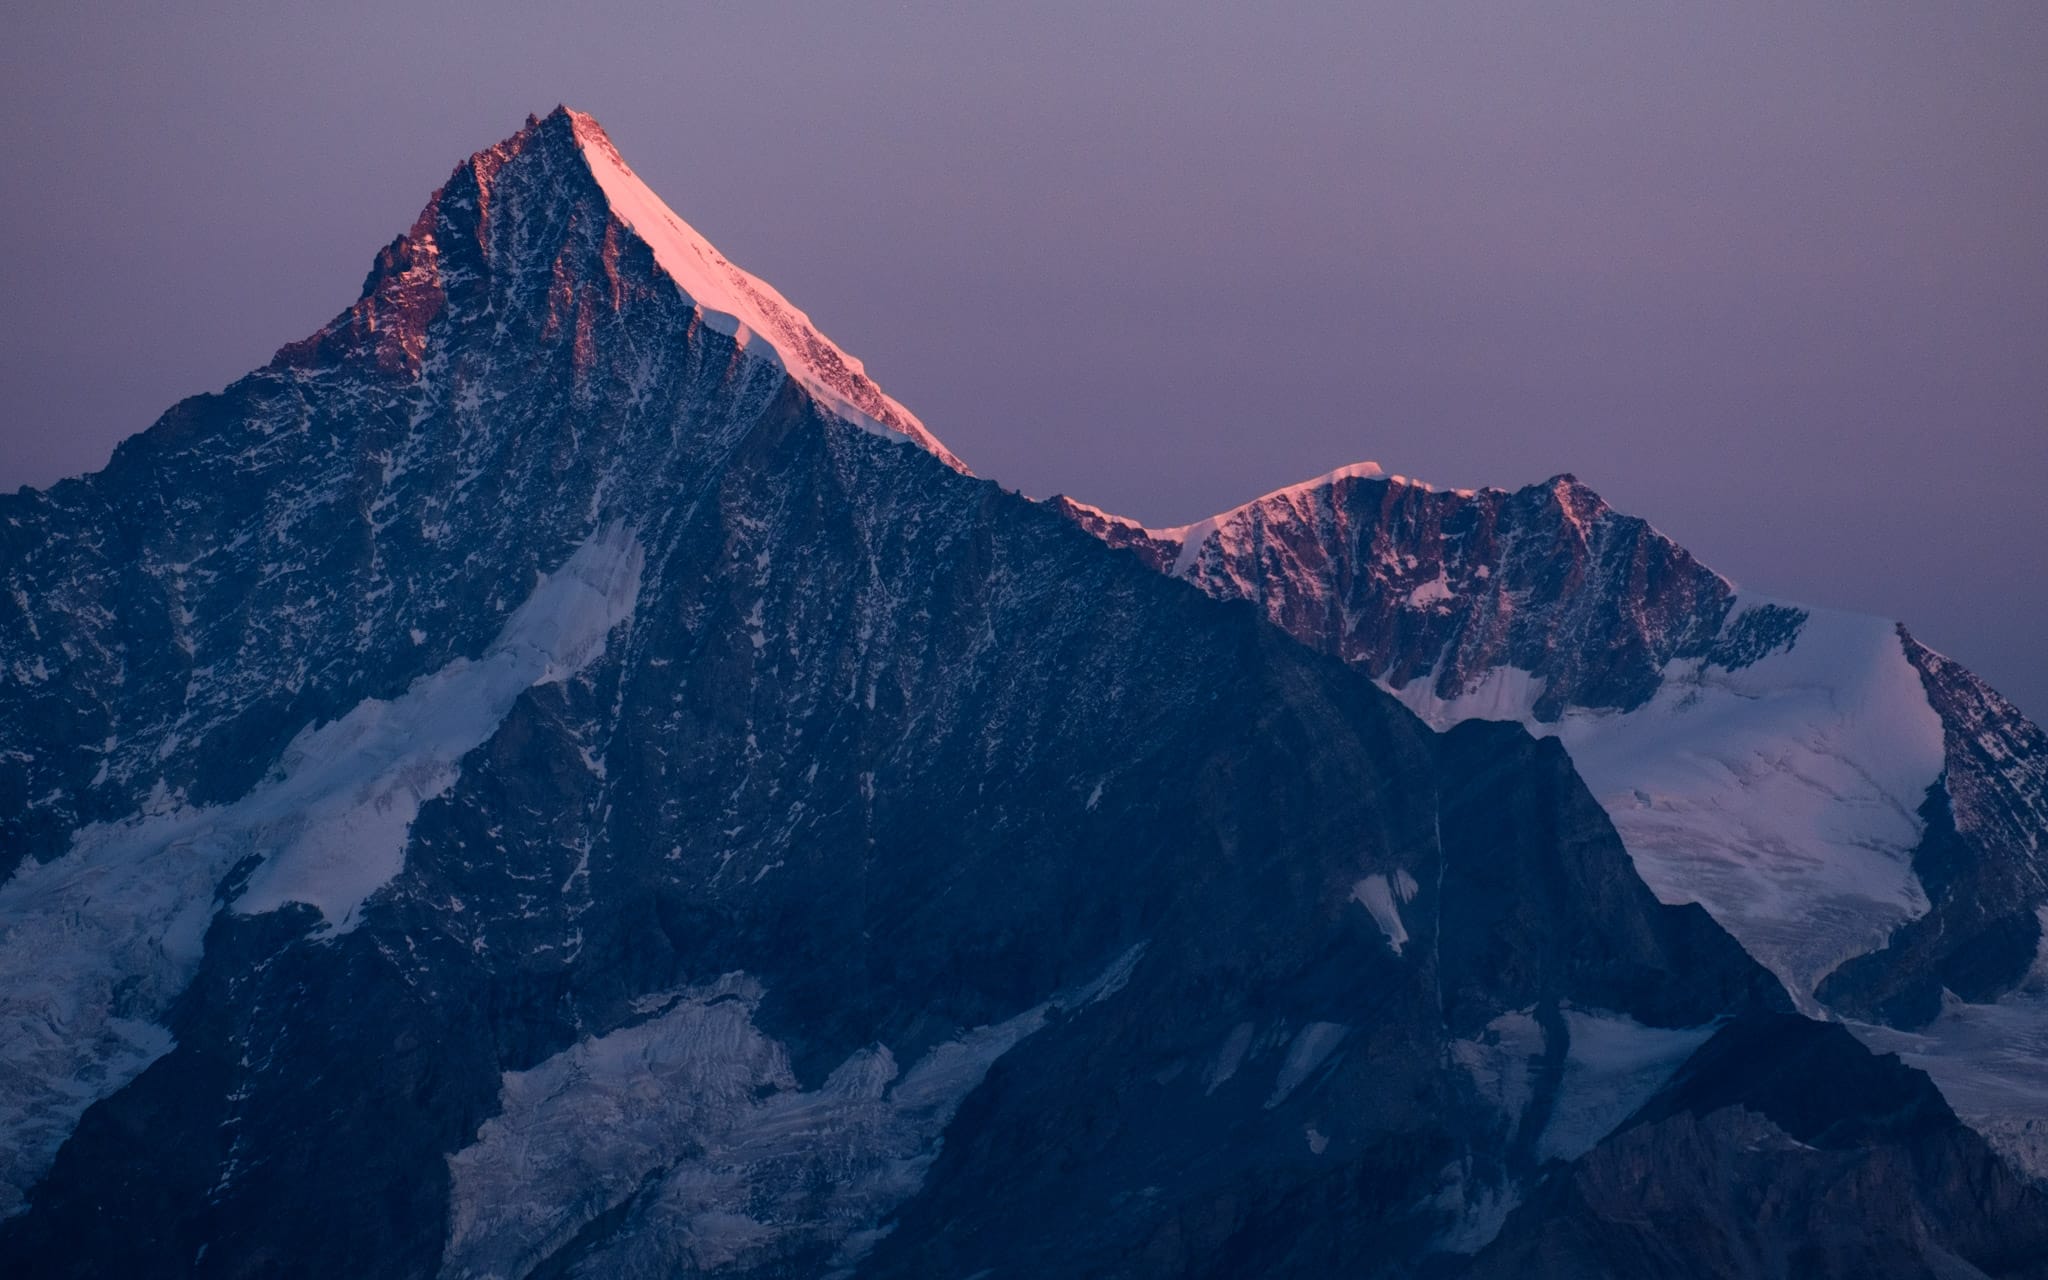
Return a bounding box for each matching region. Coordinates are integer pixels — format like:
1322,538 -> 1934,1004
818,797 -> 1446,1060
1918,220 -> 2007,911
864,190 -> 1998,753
4,3 -> 2044,717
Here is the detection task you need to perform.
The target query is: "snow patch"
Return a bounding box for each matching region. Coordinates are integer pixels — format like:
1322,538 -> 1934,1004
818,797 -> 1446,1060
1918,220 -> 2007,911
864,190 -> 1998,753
443,945 -> 1144,1277
1536,1009 -> 1717,1163
1266,1021 -> 1348,1107
1429,1160 -> 1522,1256
1054,495 -> 1145,533
1205,1021 -> 1256,1094
1389,665 -> 1547,729
1450,1009 -> 1545,1122
1851,928 -> 2048,1185
1405,575 -> 1454,609
1352,871 -> 1416,954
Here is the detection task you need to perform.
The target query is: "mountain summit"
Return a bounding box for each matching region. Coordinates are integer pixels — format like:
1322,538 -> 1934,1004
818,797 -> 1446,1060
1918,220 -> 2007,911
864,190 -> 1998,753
550,108 -> 962,470
283,105 -> 961,468
3,110 -> 2046,1278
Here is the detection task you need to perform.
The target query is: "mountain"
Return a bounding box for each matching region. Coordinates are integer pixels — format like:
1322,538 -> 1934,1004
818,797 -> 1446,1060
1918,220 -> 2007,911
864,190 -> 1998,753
1057,461 -> 2048,1177
3,107 -> 2045,1278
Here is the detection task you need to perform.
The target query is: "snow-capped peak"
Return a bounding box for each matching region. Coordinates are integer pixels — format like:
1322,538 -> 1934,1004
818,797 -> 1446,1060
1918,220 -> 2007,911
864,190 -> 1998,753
557,108 -> 966,472
1149,461 -> 1394,575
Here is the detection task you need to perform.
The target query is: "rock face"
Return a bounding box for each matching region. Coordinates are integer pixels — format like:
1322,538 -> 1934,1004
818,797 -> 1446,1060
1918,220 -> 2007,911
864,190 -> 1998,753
1059,451 -> 2048,1178
1057,466 -> 1779,721
1820,636 -> 2048,1023
2,108 -> 2045,1276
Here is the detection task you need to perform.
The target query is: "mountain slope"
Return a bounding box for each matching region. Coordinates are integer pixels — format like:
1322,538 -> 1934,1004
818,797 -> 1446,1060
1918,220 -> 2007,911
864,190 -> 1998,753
1058,461 -> 2048,1175
2,108 -> 2043,1277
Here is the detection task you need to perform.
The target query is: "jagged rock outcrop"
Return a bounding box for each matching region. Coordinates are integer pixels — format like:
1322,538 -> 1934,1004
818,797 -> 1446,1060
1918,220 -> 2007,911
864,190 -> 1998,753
1057,466 -> 1794,721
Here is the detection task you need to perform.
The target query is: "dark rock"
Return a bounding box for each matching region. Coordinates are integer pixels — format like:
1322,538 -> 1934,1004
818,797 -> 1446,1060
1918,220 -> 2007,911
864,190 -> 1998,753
2,108 -> 2041,1278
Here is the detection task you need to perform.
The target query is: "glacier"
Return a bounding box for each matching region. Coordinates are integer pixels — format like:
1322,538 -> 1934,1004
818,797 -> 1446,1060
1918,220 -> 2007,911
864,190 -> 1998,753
0,524 -> 642,1218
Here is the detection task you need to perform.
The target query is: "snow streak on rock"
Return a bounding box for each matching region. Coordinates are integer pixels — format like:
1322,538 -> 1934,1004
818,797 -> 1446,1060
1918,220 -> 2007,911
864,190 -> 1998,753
0,525 -> 641,1217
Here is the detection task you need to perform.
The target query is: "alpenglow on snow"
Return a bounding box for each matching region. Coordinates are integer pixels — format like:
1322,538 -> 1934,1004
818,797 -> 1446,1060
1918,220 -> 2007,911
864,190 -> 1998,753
3,107 -> 2046,1279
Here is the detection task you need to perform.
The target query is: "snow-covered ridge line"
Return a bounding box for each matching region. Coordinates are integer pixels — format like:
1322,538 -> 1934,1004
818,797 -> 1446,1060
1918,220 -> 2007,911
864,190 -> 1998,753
560,109 -> 967,473
1148,460 -> 1391,550
1144,461 -> 1480,578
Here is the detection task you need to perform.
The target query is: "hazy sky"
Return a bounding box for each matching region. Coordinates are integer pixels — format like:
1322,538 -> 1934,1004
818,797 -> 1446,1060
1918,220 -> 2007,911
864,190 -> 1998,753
3,3 -> 2043,716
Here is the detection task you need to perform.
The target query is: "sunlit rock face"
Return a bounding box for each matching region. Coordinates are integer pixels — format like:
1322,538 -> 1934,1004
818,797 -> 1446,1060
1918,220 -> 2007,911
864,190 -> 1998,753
4,109 -> 2047,1278
1061,444 -> 2048,1181
1057,466 -> 1764,722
